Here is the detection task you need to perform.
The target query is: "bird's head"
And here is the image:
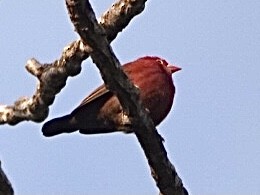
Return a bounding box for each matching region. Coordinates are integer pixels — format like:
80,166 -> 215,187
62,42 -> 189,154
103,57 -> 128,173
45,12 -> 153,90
140,56 -> 181,75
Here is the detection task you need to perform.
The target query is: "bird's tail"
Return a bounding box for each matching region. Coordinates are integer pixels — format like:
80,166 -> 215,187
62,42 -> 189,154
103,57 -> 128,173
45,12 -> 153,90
42,114 -> 78,137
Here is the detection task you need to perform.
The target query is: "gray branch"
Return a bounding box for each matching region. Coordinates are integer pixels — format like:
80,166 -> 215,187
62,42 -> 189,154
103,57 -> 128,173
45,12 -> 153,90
65,0 -> 188,194
0,0 -> 147,125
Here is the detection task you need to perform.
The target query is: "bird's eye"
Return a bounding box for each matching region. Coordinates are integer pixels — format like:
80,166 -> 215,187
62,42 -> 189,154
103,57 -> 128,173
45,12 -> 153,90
156,59 -> 167,66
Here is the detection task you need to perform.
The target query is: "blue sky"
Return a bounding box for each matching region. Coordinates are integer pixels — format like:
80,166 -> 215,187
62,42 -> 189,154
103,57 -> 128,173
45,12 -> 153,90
0,0 -> 260,194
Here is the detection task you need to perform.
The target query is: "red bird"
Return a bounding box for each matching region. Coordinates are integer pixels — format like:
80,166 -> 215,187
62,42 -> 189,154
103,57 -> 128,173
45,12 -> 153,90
42,56 -> 181,137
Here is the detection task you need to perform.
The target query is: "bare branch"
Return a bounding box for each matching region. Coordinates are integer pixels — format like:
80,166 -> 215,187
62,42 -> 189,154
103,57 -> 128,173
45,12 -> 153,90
65,0 -> 188,194
0,161 -> 14,195
0,0 -> 147,125
0,40 -> 85,125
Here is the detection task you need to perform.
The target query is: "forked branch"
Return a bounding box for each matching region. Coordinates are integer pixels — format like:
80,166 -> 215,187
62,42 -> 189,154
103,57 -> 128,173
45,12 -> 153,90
0,0 -> 147,125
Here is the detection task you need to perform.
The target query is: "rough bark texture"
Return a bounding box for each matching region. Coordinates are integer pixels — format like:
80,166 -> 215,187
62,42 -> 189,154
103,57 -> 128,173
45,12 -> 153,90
65,0 -> 188,194
0,0 -> 147,125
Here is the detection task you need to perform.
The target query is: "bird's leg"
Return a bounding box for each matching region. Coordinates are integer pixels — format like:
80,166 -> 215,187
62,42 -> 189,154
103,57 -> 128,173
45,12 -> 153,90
118,111 -> 133,133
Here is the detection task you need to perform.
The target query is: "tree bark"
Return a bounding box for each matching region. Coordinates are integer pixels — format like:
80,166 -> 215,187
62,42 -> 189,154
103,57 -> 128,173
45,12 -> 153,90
0,0 -> 148,126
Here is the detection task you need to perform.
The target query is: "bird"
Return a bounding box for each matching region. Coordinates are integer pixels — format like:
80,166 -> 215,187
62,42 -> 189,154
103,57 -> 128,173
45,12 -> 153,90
42,56 -> 181,137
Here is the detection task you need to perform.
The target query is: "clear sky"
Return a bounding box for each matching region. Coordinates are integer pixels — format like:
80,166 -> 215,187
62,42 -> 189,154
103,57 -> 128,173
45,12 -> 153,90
1,1 -> 260,194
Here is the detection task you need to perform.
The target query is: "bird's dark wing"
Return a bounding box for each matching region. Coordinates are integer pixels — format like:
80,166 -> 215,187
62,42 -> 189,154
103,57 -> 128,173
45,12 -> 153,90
71,84 -> 113,114
79,84 -> 110,105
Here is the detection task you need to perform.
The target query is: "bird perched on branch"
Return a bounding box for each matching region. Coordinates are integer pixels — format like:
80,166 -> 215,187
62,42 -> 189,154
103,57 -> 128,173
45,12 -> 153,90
42,56 -> 181,137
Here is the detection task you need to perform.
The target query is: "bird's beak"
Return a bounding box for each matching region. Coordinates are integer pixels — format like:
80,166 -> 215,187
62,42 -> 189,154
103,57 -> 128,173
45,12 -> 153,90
168,65 -> 181,73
